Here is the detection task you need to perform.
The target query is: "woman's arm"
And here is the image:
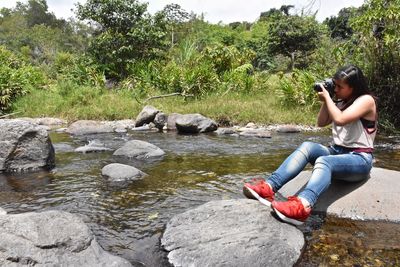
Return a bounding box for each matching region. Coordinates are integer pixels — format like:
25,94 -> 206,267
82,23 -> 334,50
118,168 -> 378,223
317,102 -> 332,127
318,89 -> 375,126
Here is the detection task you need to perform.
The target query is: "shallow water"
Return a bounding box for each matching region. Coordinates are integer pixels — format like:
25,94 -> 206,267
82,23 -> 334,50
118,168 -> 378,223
0,130 -> 399,266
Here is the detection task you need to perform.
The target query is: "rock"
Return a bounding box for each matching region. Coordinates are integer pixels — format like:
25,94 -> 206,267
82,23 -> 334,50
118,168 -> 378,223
239,130 -> 272,138
35,117 -> 67,127
215,128 -> 236,135
0,210 -> 131,266
277,124 -> 301,133
135,106 -> 159,127
166,113 -> 182,131
56,128 -> 68,133
162,199 -> 304,267
66,120 -> 114,135
131,124 -> 157,131
74,140 -> 112,153
113,140 -> 165,159
106,120 -> 135,132
278,167 -> 400,222
175,114 -> 218,134
0,207 -> 7,215
102,163 -> 146,182
245,122 -> 257,129
0,119 -> 55,173
153,112 -> 168,130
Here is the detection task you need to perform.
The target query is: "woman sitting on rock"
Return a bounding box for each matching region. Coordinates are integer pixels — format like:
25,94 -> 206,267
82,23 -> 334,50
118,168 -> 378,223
243,65 -> 377,225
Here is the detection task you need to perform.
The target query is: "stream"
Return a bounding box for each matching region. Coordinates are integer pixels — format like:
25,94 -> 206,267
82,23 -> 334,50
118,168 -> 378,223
0,129 -> 399,266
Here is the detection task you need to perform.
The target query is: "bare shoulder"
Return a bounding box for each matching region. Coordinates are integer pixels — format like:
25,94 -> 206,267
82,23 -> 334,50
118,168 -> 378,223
354,94 -> 376,107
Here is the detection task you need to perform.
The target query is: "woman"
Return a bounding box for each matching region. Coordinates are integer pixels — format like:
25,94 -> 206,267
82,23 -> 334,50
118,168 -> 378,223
243,65 -> 377,225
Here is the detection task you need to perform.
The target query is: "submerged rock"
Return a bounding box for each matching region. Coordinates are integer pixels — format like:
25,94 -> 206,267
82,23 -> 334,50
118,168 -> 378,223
162,199 -> 304,267
0,119 -> 55,172
102,163 -> 146,182
75,140 -> 112,153
0,210 -> 131,266
113,140 -> 165,159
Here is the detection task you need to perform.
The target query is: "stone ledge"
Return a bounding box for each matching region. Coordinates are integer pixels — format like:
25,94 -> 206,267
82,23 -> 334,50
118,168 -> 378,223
278,167 -> 400,222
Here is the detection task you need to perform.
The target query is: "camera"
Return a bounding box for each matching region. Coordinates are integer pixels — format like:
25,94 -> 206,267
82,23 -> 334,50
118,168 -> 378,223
314,78 -> 335,97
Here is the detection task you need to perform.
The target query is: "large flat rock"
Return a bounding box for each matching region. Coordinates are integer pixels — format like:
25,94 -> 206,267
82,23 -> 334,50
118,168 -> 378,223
0,210 -> 131,266
278,167 -> 400,222
162,199 -> 304,267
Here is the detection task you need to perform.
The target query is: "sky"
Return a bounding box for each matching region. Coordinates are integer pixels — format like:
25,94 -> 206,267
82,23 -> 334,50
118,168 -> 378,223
0,0 -> 365,23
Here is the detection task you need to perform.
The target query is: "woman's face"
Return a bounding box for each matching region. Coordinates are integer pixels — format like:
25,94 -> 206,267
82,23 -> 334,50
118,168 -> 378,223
334,79 -> 353,100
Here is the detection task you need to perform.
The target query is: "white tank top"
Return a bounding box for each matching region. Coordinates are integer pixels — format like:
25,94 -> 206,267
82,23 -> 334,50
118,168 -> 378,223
332,99 -> 377,151
332,119 -> 376,150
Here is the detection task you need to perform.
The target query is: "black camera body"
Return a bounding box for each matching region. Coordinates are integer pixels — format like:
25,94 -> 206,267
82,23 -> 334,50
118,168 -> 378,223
314,78 -> 335,97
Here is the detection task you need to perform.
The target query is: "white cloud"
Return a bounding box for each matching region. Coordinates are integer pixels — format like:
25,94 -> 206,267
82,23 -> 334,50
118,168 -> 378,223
1,0 -> 364,23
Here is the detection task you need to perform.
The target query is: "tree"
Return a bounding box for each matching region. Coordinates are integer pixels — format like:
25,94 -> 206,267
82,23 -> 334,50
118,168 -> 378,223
267,15 -> 325,70
351,0 -> 400,129
158,4 -> 190,47
324,7 -> 358,39
76,0 -> 168,79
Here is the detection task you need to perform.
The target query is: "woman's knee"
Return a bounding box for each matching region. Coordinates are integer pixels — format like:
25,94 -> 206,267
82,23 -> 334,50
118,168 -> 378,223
314,156 -> 331,170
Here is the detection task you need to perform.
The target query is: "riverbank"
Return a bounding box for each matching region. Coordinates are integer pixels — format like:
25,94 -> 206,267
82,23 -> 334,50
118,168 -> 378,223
11,84 -> 318,126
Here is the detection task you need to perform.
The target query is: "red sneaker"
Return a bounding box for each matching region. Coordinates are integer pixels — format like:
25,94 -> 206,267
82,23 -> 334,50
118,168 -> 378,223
272,196 -> 311,225
243,178 -> 274,206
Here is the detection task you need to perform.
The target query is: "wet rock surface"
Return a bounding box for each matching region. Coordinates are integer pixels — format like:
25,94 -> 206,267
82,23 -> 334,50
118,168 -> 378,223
0,210 -> 132,266
102,163 -> 146,182
0,119 -> 55,172
162,199 -> 304,267
113,140 -> 165,159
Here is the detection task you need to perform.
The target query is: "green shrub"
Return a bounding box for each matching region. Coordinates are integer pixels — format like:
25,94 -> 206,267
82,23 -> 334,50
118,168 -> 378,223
276,69 -> 319,108
0,46 -> 46,112
53,52 -> 105,87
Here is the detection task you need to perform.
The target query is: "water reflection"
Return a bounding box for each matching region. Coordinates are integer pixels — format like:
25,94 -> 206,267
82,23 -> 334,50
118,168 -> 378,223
0,130 -> 399,266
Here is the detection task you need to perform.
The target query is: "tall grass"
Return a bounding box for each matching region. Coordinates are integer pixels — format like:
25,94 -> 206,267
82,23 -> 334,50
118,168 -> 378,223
12,75 -> 317,125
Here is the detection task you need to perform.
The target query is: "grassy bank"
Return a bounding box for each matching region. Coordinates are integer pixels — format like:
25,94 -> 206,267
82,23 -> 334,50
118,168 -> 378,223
12,77 -> 318,126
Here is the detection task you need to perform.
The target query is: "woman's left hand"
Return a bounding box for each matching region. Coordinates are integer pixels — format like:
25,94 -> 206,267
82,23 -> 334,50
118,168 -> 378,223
317,85 -> 331,102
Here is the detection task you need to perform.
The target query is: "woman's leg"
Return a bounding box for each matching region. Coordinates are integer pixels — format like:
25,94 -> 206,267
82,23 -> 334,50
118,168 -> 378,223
298,152 -> 373,207
267,141 -> 332,191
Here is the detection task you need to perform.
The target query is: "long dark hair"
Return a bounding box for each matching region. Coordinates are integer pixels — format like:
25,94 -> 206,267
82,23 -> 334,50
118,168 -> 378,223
333,65 -> 371,99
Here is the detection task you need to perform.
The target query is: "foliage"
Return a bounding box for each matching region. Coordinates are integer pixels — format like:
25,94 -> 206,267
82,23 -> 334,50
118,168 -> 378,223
53,52 -> 105,87
76,0 -> 168,79
351,0 -> 400,128
276,69 -> 320,108
324,7 -> 359,39
0,46 -> 45,112
267,15 -> 326,69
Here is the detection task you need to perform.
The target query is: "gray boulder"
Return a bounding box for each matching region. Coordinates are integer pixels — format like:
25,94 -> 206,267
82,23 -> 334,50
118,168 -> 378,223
239,130 -> 272,138
175,114 -> 218,134
278,167 -> 400,222
277,124 -> 301,133
0,210 -> 131,266
0,119 -> 55,172
166,113 -> 183,130
135,105 -> 159,127
153,112 -> 168,130
162,199 -> 304,267
66,120 -> 114,135
102,163 -> 146,182
113,140 -> 165,159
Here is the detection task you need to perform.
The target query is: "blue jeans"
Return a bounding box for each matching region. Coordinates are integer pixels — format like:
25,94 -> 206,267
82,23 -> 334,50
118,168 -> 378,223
267,141 -> 373,207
